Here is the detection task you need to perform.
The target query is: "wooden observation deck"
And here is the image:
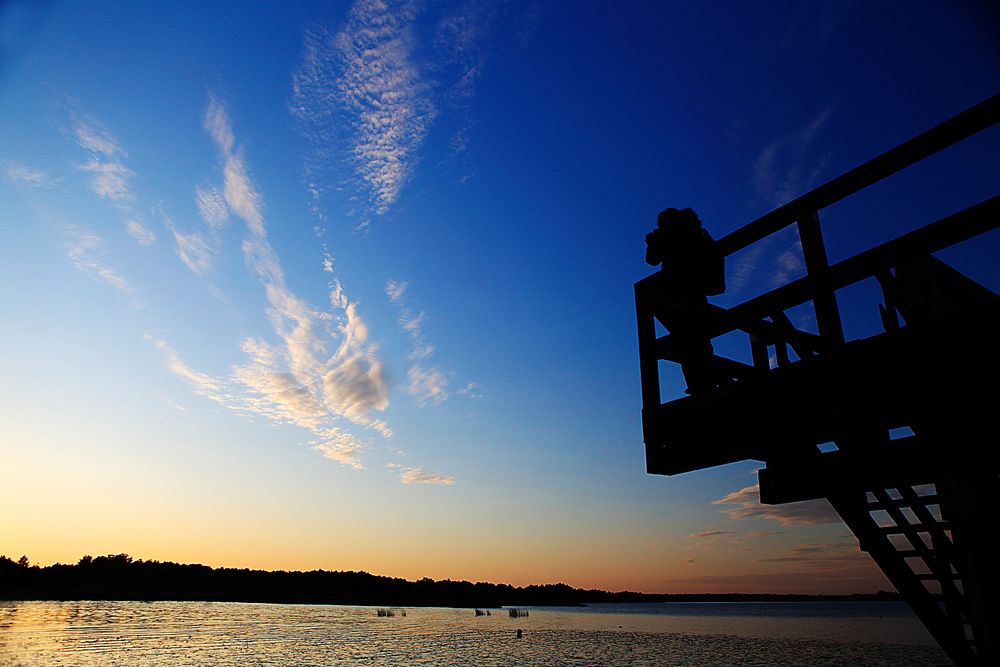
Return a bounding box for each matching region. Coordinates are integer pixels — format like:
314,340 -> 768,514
635,94 -> 1000,666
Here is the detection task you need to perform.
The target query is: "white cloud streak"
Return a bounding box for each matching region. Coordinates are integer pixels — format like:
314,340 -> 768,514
714,484 -> 840,526
385,278 -> 451,406
183,95 -> 393,469
171,227 -> 214,275
125,220 -> 156,246
399,466 -> 455,485
729,106 -> 835,296
752,106 -> 834,209
407,363 -> 448,407
3,161 -> 60,188
196,186 -> 229,230
64,227 -> 137,301
291,0 -> 435,215
73,118 -> 135,204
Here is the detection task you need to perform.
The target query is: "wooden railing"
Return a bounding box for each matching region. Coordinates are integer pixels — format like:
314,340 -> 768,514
636,93 -> 1000,415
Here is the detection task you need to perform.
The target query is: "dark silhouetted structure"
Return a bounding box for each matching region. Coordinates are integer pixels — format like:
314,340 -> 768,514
635,93 -> 1000,666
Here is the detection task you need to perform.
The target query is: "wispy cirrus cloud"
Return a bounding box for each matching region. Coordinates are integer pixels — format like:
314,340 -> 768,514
385,278 -> 452,406
407,364 -> 449,407
151,95 -> 393,469
196,186 -> 229,231
73,116 -> 134,204
3,160 -> 61,188
165,214 -> 214,276
686,530 -> 731,541
147,337 -> 221,395
752,105 -> 834,210
72,115 -> 157,247
714,484 -> 840,526
64,227 -> 137,302
292,0 -> 434,217
757,540 -> 867,569
433,0 -> 504,175
78,159 -> 135,202
729,106 -> 835,296
398,466 -> 455,485
658,566 -> 885,594
125,220 -> 156,246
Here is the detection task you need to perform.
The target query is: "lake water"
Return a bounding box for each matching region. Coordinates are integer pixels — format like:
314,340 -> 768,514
0,600 -> 948,665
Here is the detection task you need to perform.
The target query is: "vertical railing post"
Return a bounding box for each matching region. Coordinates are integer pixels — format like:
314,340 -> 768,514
635,282 -> 661,416
797,210 -> 845,348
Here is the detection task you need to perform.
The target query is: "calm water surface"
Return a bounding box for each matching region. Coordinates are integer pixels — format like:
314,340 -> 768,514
0,601 -> 948,666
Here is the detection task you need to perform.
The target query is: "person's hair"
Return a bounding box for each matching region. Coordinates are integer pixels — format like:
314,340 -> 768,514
657,207 -> 701,232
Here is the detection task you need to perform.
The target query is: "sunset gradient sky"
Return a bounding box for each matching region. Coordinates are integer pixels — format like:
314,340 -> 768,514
2,0 -> 999,594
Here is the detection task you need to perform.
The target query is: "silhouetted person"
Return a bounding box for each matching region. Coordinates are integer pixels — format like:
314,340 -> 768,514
645,207 -> 725,394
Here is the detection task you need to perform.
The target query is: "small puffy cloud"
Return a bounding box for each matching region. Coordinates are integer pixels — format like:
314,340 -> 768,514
401,310 -> 426,335
125,220 -> 156,246
73,117 -> 135,203
406,363 -> 449,407
714,484 -> 840,526
457,382 -> 482,399
78,159 -> 134,203
64,227 -> 136,299
313,429 -> 368,469
329,280 -> 347,309
385,279 -> 407,303
3,161 -> 60,188
322,351 -> 390,423
398,466 -> 455,485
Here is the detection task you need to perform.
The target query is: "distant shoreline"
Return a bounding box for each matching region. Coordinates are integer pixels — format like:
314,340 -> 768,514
1,554 -> 900,608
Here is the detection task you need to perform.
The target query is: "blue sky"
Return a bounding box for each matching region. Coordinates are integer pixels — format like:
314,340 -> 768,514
2,0 -> 998,593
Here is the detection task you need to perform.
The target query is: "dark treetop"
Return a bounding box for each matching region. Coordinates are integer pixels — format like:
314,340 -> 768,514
1,554 -> 897,607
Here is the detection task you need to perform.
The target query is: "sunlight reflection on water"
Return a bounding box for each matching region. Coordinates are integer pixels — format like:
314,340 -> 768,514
0,601 -> 948,666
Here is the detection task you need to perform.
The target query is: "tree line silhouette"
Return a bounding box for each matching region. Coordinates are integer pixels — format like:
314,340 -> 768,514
1,554 -> 898,607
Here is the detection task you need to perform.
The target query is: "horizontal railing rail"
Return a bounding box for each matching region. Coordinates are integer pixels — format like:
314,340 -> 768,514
716,93 -> 1000,257
648,194 -> 1000,361
637,92 -> 1000,414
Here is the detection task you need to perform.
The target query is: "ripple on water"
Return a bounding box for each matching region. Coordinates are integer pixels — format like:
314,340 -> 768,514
0,601 -> 948,666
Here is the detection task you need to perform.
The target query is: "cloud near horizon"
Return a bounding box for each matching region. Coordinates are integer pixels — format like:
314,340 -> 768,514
398,466 -> 455,485
714,484 -> 840,526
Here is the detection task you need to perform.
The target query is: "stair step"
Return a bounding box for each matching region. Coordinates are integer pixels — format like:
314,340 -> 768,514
866,493 -> 940,509
880,522 -> 950,534
917,572 -> 961,580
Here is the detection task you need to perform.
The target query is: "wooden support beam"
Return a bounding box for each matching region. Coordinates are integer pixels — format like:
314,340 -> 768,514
758,435 -> 937,504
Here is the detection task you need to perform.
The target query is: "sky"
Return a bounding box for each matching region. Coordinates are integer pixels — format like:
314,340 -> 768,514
2,0 -> 999,594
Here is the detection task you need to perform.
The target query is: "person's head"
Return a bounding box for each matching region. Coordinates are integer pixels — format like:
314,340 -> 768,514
657,207 -> 701,233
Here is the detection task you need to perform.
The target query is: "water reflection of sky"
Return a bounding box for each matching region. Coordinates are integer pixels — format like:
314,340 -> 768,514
0,601 -> 944,666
